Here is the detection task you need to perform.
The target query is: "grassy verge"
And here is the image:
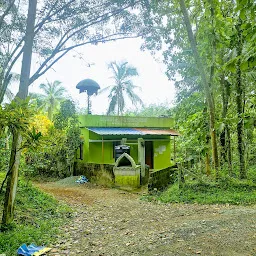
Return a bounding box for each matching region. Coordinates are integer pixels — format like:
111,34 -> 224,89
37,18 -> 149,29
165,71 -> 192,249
144,178 -> 256,205
0,172 -> 72,256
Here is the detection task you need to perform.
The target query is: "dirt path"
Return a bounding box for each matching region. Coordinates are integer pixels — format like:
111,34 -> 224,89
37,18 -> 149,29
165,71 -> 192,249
36,180 -> 256,256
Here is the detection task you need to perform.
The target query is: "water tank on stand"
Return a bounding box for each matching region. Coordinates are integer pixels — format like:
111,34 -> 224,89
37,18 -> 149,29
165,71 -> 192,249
114,145 -> 130,164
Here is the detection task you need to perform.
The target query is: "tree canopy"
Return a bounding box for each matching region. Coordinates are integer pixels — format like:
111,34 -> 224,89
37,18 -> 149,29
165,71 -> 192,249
30,80 -> 67,121
141,0 -> 256,179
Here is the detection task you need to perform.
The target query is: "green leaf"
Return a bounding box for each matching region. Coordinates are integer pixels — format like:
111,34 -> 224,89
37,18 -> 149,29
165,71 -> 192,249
224,58 -> 237,73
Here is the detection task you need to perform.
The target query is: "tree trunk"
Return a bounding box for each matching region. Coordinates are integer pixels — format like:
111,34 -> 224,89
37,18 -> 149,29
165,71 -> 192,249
117,102 -> 120,116
48,106 -> 53,120
220,75 -> 227,165
220,75 -> 230,163
2,0 -> 37,227
0,71 -> 4,103
5,127 -> 9,150
117,93 -> 120,116
205,152 -> 210,176
208,0 -> 219,175
178,0 -> 219,178
2,131 -> 22,226
16,0 -> 37,99
236,20 -> 246,179
226,125 -> 233,175
219,75 -> 233,174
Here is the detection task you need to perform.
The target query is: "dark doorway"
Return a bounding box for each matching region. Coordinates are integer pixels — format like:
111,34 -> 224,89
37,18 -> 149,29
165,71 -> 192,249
145,141 -> 154,169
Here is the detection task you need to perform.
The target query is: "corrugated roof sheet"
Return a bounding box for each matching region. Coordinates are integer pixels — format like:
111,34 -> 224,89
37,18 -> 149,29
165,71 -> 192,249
135,128 -> 180,136
88,127 -> 180,136
88,127 -> 144,135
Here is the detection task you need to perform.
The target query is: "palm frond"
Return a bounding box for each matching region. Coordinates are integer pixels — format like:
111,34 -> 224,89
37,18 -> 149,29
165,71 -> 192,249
52,80 -> 62,87
125,84 -> 144,107
99,85 -> 113,95
124,80 -> 141,90
119,91 -> 125,115
108,62 -> 119,79
29,92 -> 45,100
123,66 -> 138,78
4,88 -> 14,101
35,80 -> 67,120
10,73 -> 20,82
118,62 -> 128,80
107,87 -> 118,99
53,87 -> 66,96
105,61 -> 140,115
107,95 -> 117,115
39,83 -> 49,93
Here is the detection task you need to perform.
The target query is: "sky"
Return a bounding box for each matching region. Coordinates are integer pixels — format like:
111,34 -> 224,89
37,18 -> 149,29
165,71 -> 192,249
25,38 -> 176,114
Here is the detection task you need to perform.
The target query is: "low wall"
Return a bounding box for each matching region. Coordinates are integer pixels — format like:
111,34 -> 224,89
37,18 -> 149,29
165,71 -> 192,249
74,162 -> 114,179
148,165 -> 178,192
74,161 -> 177,191
114,167 -> 141,188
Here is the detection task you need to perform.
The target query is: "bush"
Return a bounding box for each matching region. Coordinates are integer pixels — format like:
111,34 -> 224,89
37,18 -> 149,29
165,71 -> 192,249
143,179 -> 256,205
0,173 -> 72,256
90,169 -> 114,187
0,137 -> 10,172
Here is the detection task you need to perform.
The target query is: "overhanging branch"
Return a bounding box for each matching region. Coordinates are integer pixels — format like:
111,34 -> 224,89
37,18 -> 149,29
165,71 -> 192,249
29,33 -> 140,85
55,2 -> 135,53
0,0 -> 15,31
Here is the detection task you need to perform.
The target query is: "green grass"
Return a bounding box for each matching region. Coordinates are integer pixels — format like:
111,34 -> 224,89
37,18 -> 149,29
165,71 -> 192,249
0,172 -> 72,256
144,178 -> 256,205
90,169 -> 115,187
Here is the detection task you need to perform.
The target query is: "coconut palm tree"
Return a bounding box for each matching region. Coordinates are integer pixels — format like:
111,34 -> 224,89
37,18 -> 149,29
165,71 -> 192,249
101,61 -> 143,115
30,80 -> 67,120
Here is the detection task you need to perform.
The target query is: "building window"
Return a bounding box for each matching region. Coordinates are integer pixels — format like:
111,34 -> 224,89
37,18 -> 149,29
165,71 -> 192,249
79,142 -> 84,160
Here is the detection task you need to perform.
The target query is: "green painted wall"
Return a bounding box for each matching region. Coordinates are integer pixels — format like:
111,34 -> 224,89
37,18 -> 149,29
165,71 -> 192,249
153,141 -> 171,170
101,141 -> 115,164
81,133 -> 172,168
115,174 -> 140,188
88,142 -> 138,165
88,141 -> 114,164
129,144 -> 138,163
88,142 -> 100,163
80,128 -> 89,162
79,115 -> 174,128
81,130 -> 139,165
86,131 -> 113,164
79,123 -> 173,170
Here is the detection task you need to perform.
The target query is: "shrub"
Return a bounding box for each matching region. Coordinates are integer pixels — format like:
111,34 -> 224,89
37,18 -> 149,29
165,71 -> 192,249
0,174 -> 72,256
90,168 -> 114,187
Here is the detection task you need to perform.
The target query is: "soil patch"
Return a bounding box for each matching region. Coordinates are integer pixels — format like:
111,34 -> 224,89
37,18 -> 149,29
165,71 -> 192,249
35,178 -> 256,256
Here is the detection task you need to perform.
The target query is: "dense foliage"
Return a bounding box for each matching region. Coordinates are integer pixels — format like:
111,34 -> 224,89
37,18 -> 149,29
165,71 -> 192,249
145,178 -> 256,205
0,0 -> 150,228
0,173 -> 72,256
125,102 -> 171,117
141,0 -> 256,181
24,99 -> 81,178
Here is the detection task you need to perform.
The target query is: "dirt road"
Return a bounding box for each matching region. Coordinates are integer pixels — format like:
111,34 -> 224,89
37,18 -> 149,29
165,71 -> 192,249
37,179 -> 256,256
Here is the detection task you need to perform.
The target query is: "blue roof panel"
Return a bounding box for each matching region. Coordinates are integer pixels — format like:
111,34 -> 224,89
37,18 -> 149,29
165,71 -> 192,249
88,127 -> 144,135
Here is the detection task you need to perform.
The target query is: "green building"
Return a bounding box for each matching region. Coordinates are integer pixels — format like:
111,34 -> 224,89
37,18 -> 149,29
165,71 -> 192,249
77,115 -> 179,172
